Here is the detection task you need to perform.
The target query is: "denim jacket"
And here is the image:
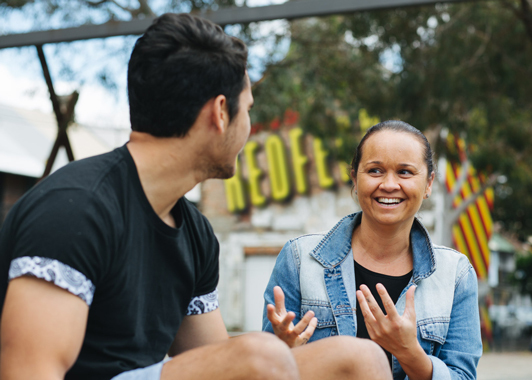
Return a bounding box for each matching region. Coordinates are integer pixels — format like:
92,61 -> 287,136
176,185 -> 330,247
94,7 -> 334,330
263,212 -> 482,380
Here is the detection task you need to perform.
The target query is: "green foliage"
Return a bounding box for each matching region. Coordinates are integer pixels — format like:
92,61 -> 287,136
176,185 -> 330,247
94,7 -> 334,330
251,1 -> 532,239
514,251 -> 532,298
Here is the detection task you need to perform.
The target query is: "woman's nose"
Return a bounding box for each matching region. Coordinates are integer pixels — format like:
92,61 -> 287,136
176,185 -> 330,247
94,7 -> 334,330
379,173 -> 400,191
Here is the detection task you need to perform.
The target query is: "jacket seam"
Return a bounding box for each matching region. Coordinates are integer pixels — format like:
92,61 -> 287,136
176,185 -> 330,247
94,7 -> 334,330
455,262 -> 473,290
291,240 -> 302,278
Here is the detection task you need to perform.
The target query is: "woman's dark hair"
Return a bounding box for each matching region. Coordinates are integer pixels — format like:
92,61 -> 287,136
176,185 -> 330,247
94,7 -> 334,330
127,13 -> 248,137
351,120 -> 434,179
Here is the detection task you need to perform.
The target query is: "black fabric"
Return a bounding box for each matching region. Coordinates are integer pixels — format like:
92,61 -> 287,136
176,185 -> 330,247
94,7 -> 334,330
354,260 -> 412,367
0,145 -> 219,380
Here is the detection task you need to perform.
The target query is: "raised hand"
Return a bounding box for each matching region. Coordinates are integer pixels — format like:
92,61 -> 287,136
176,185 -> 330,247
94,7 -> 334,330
356,284 -> 419,357
356,283 -> 433,380
266,286 -> 318,348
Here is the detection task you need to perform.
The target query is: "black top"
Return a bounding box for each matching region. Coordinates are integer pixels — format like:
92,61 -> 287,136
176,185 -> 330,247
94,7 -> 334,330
0,145 -> 219,379
354,260 -> 412,366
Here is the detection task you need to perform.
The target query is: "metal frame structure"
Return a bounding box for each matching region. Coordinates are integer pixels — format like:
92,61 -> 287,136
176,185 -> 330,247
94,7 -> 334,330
0,0 -> 471,178
0,0 -> 469,49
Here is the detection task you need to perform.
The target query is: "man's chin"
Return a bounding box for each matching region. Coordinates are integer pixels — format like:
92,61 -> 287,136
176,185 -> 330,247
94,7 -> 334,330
209,164 -> 235,180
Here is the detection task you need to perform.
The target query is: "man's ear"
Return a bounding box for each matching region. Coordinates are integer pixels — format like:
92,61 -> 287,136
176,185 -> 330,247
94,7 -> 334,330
211,94 -> 229,134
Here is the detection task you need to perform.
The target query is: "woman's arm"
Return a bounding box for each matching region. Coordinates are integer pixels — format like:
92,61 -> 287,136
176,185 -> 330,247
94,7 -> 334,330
357,263 -> 482,380
427,264 -> 482,380
262,241 -> 317,347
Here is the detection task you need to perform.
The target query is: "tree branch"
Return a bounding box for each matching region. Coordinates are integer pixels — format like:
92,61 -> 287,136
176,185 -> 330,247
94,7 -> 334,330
448,173 -> 498,225
84,0 -> 155,18
520,0 -> 532,44
499,0 -> 521,17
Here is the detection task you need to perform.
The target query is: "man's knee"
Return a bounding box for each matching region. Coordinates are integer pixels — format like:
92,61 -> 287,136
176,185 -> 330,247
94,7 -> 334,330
231,332 -> 298,380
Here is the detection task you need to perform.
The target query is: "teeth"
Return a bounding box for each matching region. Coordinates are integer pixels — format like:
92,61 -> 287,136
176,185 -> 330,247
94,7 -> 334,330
377,198 -> 402,204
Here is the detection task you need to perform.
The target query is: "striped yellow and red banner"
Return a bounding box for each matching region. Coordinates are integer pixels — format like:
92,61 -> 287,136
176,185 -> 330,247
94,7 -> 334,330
444,136 -> 494,280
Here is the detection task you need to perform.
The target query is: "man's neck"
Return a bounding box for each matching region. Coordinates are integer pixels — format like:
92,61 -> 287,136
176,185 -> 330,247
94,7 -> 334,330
126,132 -> 205,223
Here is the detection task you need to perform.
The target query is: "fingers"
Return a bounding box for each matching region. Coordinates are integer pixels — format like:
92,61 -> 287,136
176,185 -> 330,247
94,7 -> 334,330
292,310 -> 315,335
273,286 -> 287,315
298,316 -> 318,344
404,285 -> 417,321
266,303 -> 280,324
376,283 -> 399,319
280,311 -> 296,330
356,288 -> 377,323
357,284 -> 384,321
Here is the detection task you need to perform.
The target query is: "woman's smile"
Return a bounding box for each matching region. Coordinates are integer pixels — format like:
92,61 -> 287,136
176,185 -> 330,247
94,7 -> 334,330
374,197 -> 405,207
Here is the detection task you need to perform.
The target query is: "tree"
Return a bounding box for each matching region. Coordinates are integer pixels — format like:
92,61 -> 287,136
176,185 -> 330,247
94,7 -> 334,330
0,0 -> 251,177
514,250 -> 532,299
251,0 -> 532,243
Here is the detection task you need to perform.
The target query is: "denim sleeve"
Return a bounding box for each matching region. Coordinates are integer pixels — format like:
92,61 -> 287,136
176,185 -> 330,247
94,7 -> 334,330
262,240 -> 302,333
424,263 -> 482,380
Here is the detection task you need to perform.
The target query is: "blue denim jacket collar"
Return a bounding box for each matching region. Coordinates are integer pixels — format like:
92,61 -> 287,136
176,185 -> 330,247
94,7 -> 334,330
310,211 -> 436,282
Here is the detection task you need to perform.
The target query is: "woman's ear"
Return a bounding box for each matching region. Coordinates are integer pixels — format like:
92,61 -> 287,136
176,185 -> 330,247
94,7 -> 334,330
351,169 -> 357,194
425,171 -> 436,198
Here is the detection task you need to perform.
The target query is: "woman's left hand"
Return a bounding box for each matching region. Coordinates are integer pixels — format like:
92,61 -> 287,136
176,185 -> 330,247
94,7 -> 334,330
357,283 -> 433,380
356,283 -> 419,359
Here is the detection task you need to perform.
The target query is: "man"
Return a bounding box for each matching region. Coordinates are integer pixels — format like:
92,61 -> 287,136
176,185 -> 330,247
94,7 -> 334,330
0,13 -> 391,380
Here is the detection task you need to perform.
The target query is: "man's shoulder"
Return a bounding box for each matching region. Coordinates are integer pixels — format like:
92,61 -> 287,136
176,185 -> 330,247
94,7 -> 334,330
44,147 -> 128,191
180,198 -> 215,235
7,148 -> 129,230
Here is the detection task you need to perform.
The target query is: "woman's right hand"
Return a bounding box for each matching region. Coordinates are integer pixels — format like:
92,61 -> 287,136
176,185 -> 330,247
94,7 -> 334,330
266,286 -> 318,348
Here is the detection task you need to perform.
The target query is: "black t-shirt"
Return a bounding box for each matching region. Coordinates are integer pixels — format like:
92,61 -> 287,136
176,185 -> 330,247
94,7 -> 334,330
0,145 -> 219,379
354,260 -> 412,366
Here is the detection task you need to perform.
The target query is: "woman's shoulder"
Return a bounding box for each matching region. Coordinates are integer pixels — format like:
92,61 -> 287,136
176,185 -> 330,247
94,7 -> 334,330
288,231 -> 328,252
431,244 -> 475,279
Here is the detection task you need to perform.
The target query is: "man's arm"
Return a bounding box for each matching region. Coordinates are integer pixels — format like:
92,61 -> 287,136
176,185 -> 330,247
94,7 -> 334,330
168,308 -> 229,356
0,276 -> 88,380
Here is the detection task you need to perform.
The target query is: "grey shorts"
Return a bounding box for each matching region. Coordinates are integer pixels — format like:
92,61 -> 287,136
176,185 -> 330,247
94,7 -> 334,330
111,358 -> 171,380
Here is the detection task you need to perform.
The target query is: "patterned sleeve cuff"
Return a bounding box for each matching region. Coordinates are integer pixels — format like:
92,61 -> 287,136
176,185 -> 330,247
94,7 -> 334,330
187,288 -> 219,315
8,256 -> 96,306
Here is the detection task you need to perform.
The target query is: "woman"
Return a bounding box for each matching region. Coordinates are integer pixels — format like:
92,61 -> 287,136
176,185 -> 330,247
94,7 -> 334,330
263,120 -> 482,380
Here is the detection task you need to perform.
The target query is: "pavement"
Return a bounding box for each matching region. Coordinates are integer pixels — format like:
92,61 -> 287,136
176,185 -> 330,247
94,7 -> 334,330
477,352 -> 532,380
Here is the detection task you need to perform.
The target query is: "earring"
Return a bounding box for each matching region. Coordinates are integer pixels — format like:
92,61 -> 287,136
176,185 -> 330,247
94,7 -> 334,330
425,194 -> 430,199
355,190 -> 358,195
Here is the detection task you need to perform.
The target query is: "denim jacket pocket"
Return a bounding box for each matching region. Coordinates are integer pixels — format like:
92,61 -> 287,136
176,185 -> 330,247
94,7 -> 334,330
302,302 -> 336,341
418,317 -> 450,356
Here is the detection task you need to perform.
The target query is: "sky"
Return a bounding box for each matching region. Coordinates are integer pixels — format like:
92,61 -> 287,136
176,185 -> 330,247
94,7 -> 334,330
0,0 -> 289,132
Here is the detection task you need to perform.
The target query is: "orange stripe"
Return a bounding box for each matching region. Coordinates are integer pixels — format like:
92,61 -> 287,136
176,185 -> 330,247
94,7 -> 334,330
485,187 -> 495,210
458,214 -> 487,278
466,204 -> 491,269
469,169 -> 494,241
445,162 -> 456,193
476,196 -> 493,239
453,224 -> 480,277
452,163 -> 463,209
459,172 -> 490,268
468,171 -> 493,238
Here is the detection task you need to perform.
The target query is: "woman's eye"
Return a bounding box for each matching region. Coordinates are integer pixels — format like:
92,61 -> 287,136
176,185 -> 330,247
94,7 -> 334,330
368,168 -> 382,174
398,169 -> 413,175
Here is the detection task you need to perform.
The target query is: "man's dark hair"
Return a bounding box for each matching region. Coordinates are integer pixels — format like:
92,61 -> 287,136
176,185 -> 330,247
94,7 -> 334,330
351,120 -> 435,180
128,13 -> 248,137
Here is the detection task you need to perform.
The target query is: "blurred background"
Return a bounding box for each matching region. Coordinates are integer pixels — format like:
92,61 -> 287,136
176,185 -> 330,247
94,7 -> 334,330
1,0 -> 531,375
